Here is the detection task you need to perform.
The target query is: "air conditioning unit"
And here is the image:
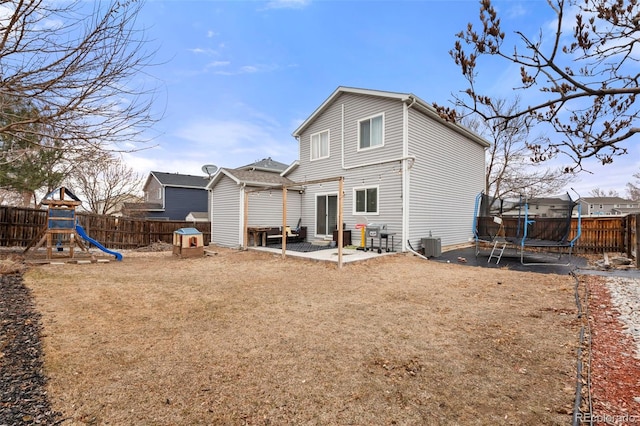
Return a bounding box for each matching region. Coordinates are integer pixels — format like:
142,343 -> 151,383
421,237 -> 441,258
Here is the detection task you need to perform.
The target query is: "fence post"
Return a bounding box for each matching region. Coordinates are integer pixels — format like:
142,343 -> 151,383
7,206 -> 13,247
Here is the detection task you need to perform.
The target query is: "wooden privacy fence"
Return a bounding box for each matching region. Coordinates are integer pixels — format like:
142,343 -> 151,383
571,217 -> 625,253
0,205 -> 637,260
0,206 -> 211,250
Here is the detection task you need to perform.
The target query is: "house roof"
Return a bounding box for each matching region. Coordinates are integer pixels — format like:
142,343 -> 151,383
292,86 -> 491,148
206,167 -> 296,190
147,171 -> 210,189
528,195 -> 575,204
42,186 -> 81,202
613,206 -> 640,213
122,202 -> 163,212
581,196 -> 635,204
237,157 -> 289,173
281,160 -> 299,177
186,211 -> 209,220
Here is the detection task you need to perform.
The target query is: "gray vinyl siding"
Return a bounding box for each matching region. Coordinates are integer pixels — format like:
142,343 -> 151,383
211,178 -> 304,247
211,176 -> 241,248
341,94 -> 404,167
346,167 -> 402,250
406,108 -> 486,249
247,189 -> 303,229
290,92 -> 404,248
145,178 -> 162,204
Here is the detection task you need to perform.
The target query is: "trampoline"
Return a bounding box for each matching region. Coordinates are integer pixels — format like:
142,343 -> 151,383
473,192 -> 582,265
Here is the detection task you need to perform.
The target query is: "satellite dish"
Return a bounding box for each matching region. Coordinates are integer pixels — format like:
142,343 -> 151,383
201,164 -> 218,177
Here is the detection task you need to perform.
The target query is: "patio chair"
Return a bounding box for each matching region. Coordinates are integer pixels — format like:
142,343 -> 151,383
286,219 -> 305,243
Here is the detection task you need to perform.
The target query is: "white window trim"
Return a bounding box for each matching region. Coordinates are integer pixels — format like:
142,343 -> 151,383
357,113 -> 385,152
310,129 -> 330,161
352,185 -> 380,215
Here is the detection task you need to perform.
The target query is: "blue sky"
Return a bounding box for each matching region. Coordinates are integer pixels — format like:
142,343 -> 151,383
125,0 -> 639,197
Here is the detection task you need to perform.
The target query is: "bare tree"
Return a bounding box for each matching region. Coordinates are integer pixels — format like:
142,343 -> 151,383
464,98 -> 575,200
435,0 -> 640,172
589,188 -> 620,197
67,152 -> 143,215
627,171 -> 640,201
0,188 -> 26,206
0,0 -> 158,156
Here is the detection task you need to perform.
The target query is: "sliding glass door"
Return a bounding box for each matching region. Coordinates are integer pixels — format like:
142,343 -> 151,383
316,194 -> 337,236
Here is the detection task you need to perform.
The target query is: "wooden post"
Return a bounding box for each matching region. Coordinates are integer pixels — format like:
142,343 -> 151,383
46,233 -> 52,259
625,214 -> 632,259
243,190 -> 249,249
7,206 -> 13,247
69,233 -> 75,258
338,177 -> 344,268
282,186 -> 287,258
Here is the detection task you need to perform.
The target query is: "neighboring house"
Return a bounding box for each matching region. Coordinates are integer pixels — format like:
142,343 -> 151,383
237,157 -> 289,173
207,168 -> 301,247
186,211 -> 209,222
498,196 -> 577,218
579,197 -> 640,216
94,194 -> 143,216
208,87 -> 490,251
123,171 -> 209,220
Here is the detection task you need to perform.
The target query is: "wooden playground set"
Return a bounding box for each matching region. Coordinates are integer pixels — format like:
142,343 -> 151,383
23,187 -> 122,264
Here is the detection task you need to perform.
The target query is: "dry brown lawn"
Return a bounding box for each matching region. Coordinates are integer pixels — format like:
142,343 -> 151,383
25,248 -> 579,425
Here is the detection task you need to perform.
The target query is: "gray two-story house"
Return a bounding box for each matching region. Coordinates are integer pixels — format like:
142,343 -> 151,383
579,196 -> 640,216
287,86 -> 489,252
124,171 -> 209,220
208,87 -> 490,251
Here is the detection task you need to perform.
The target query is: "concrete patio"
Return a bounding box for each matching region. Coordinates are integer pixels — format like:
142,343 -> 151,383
249,243 -> 396,264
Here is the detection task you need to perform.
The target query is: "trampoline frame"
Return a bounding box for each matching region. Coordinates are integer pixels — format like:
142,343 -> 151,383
473,192 -> 582,266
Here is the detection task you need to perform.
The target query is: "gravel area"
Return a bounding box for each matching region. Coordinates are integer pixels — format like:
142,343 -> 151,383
0,274 -> 61,426
605,276 -> 640,358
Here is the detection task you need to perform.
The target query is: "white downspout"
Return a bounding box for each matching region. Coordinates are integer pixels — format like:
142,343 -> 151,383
341,104 -> 345,170
401,100 -> 411,252
240,183 -> 246,247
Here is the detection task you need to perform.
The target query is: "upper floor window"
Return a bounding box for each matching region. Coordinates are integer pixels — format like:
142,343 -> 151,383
310,129 -> 330,161
358,114 -> 384,150
354,186 -> 378,214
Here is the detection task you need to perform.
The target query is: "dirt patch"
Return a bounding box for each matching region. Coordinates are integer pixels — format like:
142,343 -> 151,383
24,247 -> 580,425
